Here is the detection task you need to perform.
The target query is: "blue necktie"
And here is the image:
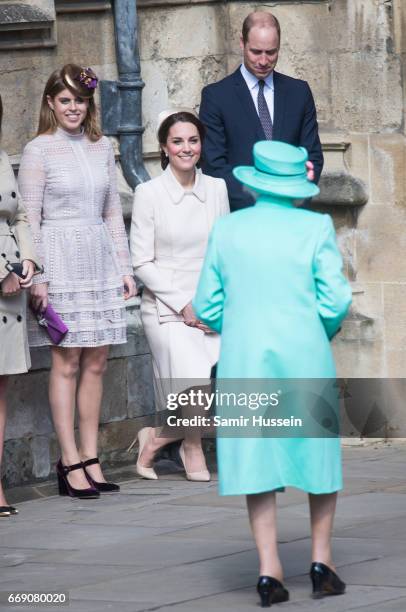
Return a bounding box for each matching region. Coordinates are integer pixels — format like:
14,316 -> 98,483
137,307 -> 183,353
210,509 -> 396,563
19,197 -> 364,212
258,80 -> 273,140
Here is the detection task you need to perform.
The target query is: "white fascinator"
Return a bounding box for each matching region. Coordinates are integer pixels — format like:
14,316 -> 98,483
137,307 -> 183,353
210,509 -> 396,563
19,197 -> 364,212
156,107 -> 199,134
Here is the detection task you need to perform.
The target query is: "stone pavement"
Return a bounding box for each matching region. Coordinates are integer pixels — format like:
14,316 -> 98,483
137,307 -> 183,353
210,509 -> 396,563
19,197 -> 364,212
0,443 -> 405,612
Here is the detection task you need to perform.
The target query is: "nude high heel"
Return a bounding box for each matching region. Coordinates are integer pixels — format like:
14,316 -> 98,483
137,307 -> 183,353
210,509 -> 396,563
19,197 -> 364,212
135,427 -> 158,480
179,442 -> 210,482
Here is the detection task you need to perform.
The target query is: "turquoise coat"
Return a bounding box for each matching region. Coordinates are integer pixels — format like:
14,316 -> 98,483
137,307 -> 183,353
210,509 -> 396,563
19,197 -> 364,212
193,196 -> 352,495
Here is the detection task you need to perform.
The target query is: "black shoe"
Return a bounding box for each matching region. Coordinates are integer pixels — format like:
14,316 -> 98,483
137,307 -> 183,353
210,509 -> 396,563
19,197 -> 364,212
0,505 -> 18,516
310,562 -> 346,599
257,576 -> 289,608
82,458 -> 120,493
56,460 -> 100,499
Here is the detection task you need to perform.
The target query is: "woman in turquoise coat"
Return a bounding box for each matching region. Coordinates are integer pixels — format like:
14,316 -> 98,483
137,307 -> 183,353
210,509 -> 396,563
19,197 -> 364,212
193,141 -> 352,606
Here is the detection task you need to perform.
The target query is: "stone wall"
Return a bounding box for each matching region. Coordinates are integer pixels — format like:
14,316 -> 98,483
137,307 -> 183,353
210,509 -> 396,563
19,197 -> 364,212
1,0 -> 405,486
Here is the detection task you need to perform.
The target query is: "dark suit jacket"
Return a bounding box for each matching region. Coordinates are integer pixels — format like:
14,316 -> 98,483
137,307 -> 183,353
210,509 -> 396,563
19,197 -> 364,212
199,68 -> 324,211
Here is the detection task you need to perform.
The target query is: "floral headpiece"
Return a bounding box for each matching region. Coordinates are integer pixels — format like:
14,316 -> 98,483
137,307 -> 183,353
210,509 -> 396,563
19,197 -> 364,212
75,67 -> 98,90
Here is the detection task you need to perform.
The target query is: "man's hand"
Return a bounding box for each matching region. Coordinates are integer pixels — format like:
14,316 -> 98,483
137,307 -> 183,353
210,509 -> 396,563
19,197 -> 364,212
306,161 -> 315,182
1,272 -> 21,296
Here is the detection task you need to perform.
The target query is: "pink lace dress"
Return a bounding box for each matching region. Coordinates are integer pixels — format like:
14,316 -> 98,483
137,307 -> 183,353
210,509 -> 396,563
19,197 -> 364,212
18,128 -> 132,347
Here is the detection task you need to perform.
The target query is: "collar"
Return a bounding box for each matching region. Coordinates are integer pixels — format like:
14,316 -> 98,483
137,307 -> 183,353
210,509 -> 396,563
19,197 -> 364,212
240,63 -> 274,91
162,165 -> 206,205
56,126 -> 85,140
255,195 -> 295,208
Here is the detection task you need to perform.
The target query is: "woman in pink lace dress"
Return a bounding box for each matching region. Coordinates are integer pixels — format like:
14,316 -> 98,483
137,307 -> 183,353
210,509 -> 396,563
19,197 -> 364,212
18,65 -> 136,498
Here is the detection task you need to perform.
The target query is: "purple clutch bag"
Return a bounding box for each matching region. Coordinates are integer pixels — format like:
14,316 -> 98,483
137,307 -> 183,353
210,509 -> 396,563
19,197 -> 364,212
30,303 -> 69,345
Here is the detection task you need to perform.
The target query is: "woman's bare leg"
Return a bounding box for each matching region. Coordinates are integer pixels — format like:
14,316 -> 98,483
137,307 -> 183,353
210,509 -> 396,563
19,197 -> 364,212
0,376 -> 9,506
77,346 -> 109,483
49,346 -> 89,489
246,492 -> 283,580
309,492 -> 337,568
136,427 -> 181,467
181,428 -> 208,473
179,383 -> 210,473
137,384 -> 210,473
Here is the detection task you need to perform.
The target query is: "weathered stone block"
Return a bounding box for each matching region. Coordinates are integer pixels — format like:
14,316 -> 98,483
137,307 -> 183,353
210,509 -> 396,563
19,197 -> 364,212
30,346 -> 51,371
0,65 -> 48,155
340,313 -> 376,343
127,354 -> 155,418
369,134 -> 406,207
350,282 -> 384,339
100,358 -> 127,424
383,283 -> 406,351
329,51 -> 402,132
333,337 -> 385,378
328,0 -> 394,54
0,0 -> 56,51
49,432 -> 60,467
321,136 -> 351,173
314,172 -> 368,207
55,12 -> 115,66
3,437 -> 33,487
338,283 -> 385,361
345,133 -> 370,191
6,370 -> 53,441
356,205 -> 406,282
335,225 -> 356,281
98,419 -> 139,465
139,4 -> 227,61
279,51 -> 330,124
30,435 -> 51,479
0,0 -> 55,22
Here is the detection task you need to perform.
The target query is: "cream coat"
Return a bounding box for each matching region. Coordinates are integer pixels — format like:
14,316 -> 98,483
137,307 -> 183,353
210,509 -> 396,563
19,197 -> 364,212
130,167 -> 229,407
0,150 -> 40,374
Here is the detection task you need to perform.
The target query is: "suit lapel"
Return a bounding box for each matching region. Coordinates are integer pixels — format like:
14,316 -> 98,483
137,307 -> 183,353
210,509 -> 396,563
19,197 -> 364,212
272,71 -> 286,141
232,68 -> 264,140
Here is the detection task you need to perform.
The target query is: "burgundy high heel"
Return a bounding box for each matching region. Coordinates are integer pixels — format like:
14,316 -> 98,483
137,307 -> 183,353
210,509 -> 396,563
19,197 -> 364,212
82,457 -> 120,493
56,460 -> 100,499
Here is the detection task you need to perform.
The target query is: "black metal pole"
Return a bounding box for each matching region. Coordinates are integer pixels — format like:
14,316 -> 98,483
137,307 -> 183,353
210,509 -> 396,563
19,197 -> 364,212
101,0 -> 149,188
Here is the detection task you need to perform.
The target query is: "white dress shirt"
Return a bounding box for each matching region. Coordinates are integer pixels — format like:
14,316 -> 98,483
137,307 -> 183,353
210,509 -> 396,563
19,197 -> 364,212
240,63 -> 275,122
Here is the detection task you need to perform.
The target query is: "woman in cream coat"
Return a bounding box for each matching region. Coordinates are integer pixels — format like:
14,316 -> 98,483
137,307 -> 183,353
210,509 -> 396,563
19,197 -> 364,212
0,95 -> 40,516
130,110 -> 229,481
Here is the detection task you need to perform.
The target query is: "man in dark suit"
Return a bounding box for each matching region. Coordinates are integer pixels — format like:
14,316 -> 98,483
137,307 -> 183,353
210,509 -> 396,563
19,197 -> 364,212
199,11 -> 323,211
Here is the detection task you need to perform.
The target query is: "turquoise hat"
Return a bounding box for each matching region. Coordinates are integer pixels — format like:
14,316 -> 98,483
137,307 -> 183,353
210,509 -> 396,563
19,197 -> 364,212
233,141 -> 320,199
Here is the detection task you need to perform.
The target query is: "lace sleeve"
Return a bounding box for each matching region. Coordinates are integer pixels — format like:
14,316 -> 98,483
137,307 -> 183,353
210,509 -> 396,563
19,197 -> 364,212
17,142 -> 48,284
103,141 -> 133,276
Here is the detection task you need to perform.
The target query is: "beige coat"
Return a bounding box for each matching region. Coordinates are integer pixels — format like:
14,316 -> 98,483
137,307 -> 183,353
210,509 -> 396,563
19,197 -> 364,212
130,167 -> 229,406
0,150 -> 40,374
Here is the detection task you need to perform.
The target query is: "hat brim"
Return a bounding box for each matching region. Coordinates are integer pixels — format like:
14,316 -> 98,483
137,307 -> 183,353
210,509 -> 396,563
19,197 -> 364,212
233,166 -> 320,199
